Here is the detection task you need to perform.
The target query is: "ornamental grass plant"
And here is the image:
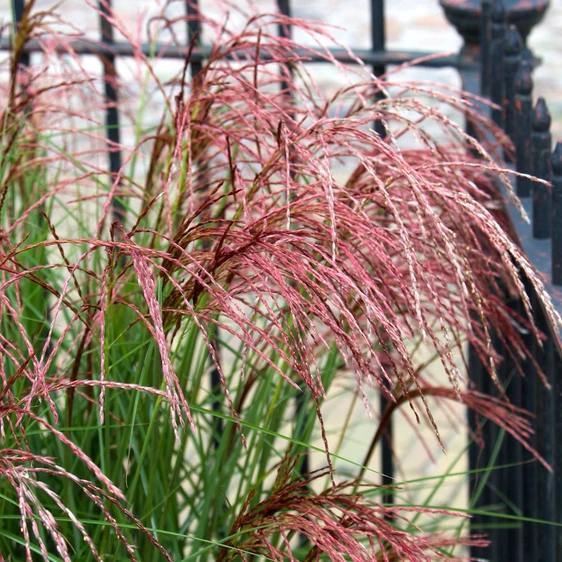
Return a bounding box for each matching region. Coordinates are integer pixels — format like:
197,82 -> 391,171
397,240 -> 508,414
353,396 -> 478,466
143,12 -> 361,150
0,1 -> 559,560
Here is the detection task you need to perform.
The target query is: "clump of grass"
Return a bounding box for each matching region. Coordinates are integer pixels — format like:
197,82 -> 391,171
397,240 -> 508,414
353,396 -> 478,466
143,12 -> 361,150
0,1 -> 559,560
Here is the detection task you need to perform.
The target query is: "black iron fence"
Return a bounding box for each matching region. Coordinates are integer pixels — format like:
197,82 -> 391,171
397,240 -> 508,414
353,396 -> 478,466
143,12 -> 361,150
464,3 -> 561,561
4,0 -> 562,560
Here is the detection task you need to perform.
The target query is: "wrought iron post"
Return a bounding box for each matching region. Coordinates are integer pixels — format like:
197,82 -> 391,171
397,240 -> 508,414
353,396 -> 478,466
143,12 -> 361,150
439,3 -> 555,561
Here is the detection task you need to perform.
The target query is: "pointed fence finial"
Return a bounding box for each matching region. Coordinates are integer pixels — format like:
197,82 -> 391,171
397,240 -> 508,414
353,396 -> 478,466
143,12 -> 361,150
533,97 -> 551,133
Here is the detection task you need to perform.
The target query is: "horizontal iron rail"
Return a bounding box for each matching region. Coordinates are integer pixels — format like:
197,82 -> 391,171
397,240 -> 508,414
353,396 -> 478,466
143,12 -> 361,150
0,37 -> 462,69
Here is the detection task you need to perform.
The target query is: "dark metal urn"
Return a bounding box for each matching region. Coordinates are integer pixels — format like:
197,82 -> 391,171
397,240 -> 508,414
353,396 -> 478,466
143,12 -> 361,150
439,0 -> 549,44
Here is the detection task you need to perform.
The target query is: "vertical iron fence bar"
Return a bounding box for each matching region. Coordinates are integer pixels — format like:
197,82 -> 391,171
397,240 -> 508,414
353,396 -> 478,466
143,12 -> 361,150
370,0 -> 385,61
502,310 -> 524,561
468,7 -> 492,556
528,95 -> 555,561
502,25 -> 522,146
494,329 -> 515,560
473,5 -> 508,555
11,0 -> 29,102
534,302 -> 555,562
488,332 -> 501,561
275,0 -> 294,116
275,0 -> 312,480
98,0 -> 124,222
467,336 -> 498,562
371,0 -> 386,139
549,142 -> 562,562
185,0 -> 202,78
515,60 -> 533,197
553,142 -> 562,286
277,1 -> 291,26
459,50 -> 480,145
531,97 -> 552,239
11,0 -> 32,119
12,0 -> 29,67
184,0 -> 223,447
520,283 -> 538,561
554,343 -> 562,562
277,0 -> 292,96
499,30 -> 524,557
467,337 -> 488,560
490,0 -> 506,128
371,0 -> 393,507
480,0 -> 492,98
